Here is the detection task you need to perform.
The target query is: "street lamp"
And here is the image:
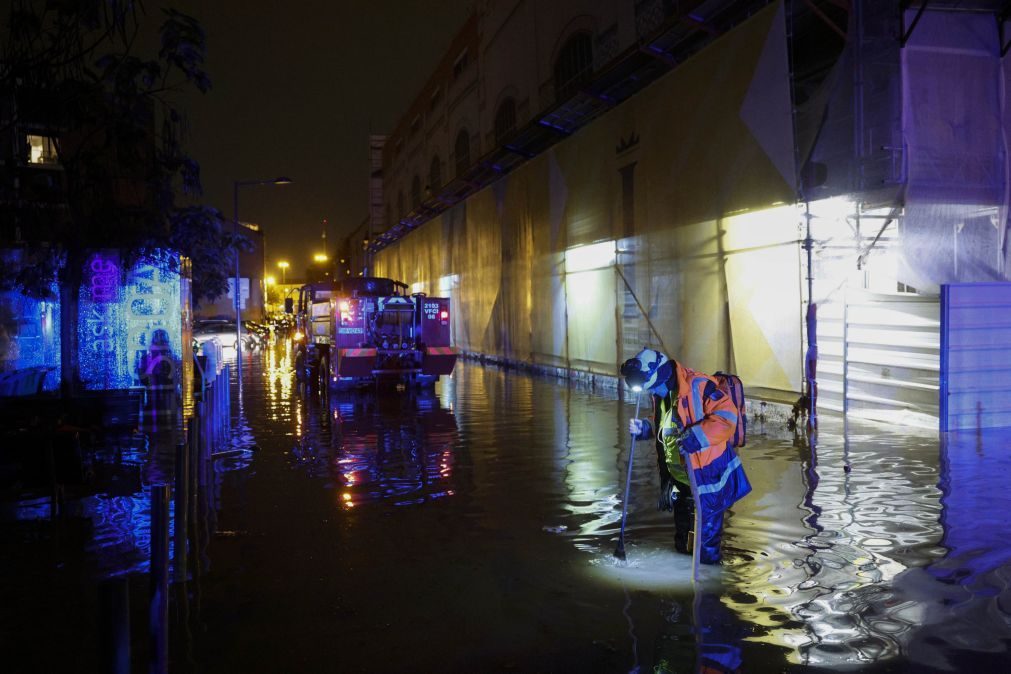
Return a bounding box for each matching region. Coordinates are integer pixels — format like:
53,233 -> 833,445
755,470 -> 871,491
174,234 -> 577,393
264,275 -> 276,311
313,253 -> 328,263
233,176 -> 292,386
277,260 -> 289,285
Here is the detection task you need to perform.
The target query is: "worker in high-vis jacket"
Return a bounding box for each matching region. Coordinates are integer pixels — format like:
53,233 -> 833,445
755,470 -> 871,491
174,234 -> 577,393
621,348 -> 751,565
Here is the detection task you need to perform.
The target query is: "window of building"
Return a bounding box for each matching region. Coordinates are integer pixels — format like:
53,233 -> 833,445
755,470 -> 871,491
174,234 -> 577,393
554,32 -> 593,101
26,134 -> 58,165
494,97 -> 516,145
429,155 -> 443,191
454,129 -> 470,177
411,175 -> 421,209
453,49 -> 470,80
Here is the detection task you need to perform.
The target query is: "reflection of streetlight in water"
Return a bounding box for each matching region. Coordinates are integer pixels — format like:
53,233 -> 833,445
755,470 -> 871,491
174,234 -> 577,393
265,339 -> 294,416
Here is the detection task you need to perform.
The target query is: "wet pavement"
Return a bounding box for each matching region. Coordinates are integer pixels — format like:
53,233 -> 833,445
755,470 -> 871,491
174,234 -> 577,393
3,338 -> 1011,672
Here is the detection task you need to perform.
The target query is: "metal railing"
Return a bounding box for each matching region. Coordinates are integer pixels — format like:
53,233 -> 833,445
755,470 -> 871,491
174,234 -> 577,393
103,349 -> 232,673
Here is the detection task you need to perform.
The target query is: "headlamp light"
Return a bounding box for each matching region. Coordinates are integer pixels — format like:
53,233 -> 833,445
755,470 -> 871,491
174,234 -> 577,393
620,358 -> 648,391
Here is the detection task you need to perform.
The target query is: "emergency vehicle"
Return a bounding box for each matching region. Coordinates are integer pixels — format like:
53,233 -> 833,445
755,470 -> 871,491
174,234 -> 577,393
293,277 -> 457,389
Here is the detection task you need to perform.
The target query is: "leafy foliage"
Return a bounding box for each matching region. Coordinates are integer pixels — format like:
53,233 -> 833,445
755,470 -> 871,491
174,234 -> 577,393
0,1 -> 235,297
168,206 -> 253,306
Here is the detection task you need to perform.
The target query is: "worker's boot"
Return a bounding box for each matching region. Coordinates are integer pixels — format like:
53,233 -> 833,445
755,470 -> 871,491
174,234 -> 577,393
673,492 -> 694,555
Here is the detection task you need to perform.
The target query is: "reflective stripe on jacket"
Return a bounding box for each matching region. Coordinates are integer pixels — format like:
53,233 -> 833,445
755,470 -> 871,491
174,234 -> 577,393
668,361 -> 751,515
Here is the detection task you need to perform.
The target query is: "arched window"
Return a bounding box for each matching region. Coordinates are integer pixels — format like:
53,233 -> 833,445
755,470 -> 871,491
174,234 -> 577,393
429,155 -> 442,191
554,32 -> 593,101
411,175 -> 421,209
494,97 -> 516,145
454,129 -> 470,177
397,191 -> 404,219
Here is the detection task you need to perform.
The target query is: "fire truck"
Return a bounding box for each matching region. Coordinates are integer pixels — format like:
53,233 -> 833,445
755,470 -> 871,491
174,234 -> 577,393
293,277 -> 457,389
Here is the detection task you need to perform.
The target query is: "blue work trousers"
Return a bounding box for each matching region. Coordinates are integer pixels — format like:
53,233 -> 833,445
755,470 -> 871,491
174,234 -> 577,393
672,478 -> 725,565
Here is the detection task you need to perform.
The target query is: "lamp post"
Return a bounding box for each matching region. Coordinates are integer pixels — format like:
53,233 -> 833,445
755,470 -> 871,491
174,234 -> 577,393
265,275 -> 276,311
277,260 -> 289,285
233,176 -> 292,387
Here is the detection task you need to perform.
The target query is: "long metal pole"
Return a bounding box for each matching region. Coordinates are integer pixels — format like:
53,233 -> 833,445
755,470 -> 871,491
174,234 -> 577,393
233,182 -> 243,389
805,201 -> 817,429
614,392 -> 642,560
685,445 -> 702,586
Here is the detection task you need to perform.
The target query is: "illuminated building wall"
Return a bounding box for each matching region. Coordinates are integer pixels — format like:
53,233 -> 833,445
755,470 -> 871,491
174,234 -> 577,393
0,283 -> 61,392
376,3 -> 801,398
377,3 -> 1011,426
2,250 -> 187,396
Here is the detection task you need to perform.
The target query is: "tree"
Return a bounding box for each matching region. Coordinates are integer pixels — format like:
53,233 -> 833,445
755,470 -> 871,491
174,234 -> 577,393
0,1 -> 237,396
169,205 -> 252,306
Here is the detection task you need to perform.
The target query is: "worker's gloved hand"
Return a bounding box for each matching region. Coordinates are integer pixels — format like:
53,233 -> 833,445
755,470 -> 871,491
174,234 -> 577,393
657,477 -> 678,512
664,426 -> 691,454
628,418 -> 646,437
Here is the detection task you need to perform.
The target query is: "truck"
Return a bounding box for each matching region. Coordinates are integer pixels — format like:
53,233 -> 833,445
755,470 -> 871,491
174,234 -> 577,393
293,276 -> 458,390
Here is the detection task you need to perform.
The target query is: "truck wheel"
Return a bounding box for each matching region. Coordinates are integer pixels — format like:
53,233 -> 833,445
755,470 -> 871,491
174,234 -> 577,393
318,355 -> 329,390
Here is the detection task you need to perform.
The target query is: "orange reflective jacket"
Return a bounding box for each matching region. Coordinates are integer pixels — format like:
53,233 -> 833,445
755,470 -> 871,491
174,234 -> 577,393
660,361 -> 751,515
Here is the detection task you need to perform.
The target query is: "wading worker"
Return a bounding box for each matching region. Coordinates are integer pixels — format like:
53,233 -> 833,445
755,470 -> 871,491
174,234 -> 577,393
621,348 -> 751,565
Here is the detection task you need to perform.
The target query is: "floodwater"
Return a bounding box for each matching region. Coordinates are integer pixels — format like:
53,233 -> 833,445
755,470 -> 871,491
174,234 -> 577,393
3,339 -> 1011,673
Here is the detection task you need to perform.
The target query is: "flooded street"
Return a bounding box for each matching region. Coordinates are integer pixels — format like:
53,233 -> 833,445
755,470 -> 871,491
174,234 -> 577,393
3,340 -> 1011,672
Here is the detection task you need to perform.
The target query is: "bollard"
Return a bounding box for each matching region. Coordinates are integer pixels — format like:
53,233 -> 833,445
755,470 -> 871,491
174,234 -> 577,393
202,390 -> 211,453
174,440 -> 189,582
189,407 -> 201,584
149,484 -> 170,674
99,577 -> 130,674
226,364 -> 232,430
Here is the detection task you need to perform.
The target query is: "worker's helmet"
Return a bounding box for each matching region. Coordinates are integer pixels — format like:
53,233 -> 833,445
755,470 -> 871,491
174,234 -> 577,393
620,348 -> 671,392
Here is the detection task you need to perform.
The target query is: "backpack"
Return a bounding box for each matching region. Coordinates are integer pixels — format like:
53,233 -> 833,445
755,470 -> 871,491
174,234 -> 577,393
714,372 -> 747,448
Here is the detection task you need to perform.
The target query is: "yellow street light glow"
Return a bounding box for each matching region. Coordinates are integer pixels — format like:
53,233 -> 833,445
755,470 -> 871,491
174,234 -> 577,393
265,275 -> 276,286
313,253 -> 328,263
277,261 -> 290,269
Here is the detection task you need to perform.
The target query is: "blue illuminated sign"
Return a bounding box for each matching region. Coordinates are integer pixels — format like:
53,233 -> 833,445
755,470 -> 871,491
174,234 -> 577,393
78,251 -> 182,391
79,251 -> 125,389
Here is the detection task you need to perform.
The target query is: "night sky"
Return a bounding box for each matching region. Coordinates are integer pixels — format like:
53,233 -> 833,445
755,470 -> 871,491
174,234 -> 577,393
173,1 -> 474,276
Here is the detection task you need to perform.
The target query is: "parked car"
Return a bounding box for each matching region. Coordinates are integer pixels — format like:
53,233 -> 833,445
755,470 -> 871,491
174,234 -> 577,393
191,321 -> 258,353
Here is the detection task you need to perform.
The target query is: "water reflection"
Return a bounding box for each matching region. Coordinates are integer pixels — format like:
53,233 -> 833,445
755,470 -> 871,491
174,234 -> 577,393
709,421 -> 1011,670
897,428 -> 1011,669
283,381 -> 461,509
6,430 -> 181,578
7,351 -> 1011,672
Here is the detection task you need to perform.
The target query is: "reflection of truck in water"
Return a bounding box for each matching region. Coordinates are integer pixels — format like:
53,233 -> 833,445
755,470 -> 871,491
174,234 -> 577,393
287,387 -> 461,507
293,277 -> 457,389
